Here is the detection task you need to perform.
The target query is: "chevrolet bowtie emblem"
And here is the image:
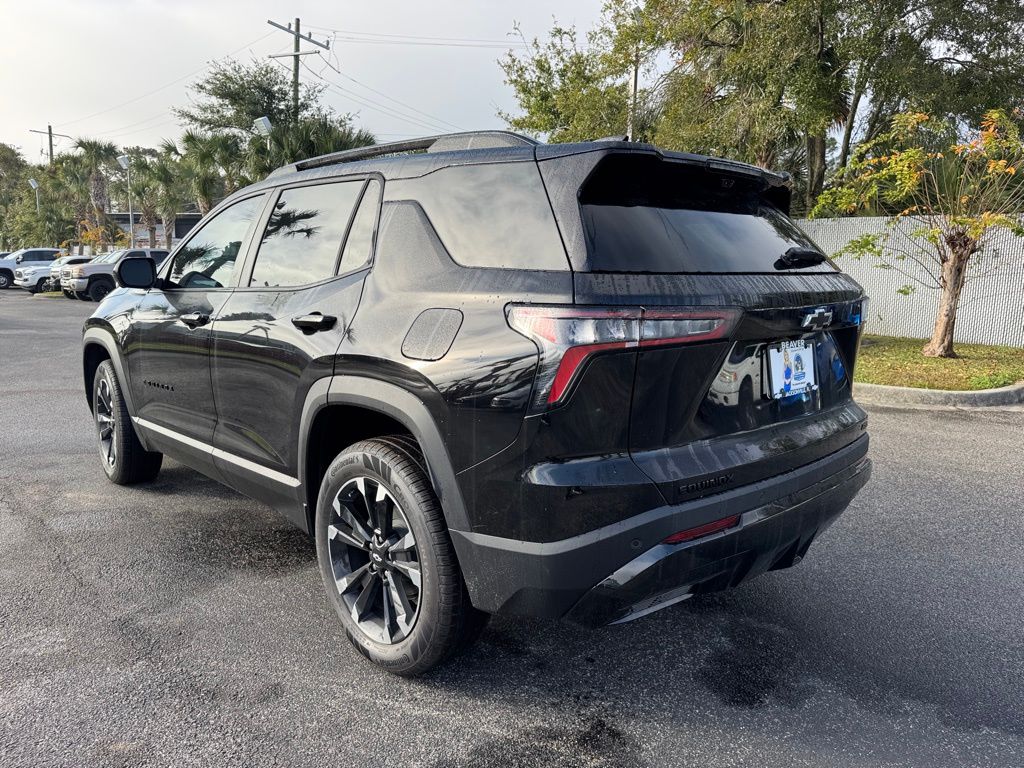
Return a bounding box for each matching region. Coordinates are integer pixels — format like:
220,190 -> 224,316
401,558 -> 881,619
801,307 -> 833,330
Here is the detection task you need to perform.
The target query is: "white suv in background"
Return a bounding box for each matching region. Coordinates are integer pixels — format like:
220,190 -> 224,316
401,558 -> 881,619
1,248 -> 60,290
62,248 -> 168,301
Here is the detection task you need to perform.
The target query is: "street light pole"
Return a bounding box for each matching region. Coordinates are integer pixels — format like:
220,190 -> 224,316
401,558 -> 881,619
28,178 -> 39,215
117,155 -> 135,248
253,116 -> 273,153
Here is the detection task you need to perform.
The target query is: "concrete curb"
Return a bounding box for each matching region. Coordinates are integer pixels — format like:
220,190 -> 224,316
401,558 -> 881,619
854,380 -> 1024,407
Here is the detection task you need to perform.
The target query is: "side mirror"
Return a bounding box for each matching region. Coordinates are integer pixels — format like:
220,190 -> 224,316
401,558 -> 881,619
115,256 -> 157,289
15,254 -> 23,264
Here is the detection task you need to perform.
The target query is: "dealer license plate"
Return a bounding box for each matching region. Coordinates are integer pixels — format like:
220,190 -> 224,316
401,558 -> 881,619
767,340 -> 816,399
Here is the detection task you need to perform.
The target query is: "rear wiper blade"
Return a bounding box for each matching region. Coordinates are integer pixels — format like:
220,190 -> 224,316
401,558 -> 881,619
775,246 -> 827,270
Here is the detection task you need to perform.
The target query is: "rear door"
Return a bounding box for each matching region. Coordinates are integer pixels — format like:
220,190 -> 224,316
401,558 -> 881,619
126,194 -> 266,478
209,177 -> 381,514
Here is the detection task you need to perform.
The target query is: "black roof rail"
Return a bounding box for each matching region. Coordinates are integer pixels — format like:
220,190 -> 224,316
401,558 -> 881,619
276,130 -> 539,176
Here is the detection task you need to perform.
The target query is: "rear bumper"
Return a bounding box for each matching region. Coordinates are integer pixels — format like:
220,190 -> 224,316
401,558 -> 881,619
451,434 -> 870,626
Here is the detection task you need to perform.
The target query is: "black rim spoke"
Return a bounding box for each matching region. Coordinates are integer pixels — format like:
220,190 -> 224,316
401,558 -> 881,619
335,562 -> 371,594
95,379 -> 116,467
380,579 -> 397,643
385,570 -> 414,626
351,572 -> 378,622
328,475 -> 421,645
389,559 -> 421,591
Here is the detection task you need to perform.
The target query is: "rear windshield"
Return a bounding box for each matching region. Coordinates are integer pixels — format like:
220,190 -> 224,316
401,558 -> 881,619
579,155 -> 834,274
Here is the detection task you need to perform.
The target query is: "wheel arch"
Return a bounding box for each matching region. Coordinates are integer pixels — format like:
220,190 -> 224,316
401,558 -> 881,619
82,327 -> 137,418
298,375 -> 469,536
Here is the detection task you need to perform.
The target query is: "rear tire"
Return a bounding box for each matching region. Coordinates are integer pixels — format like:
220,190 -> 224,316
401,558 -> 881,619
315,436 -> 485,675
92,360 -> 162,484
88,279 -> 114,302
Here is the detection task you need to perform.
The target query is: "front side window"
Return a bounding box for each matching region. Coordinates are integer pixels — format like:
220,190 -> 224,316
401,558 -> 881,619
168,196 -> 263,289
249,181 -> 363,288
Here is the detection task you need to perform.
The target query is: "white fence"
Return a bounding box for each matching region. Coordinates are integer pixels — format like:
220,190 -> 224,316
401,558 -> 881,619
798,216 -> 1024,349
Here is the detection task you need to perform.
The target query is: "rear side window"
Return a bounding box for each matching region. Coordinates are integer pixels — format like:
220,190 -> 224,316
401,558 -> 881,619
339,180 -> 381,272
385,162 -> 568,271
249,181 -> 363,287
580,155 -> 834,273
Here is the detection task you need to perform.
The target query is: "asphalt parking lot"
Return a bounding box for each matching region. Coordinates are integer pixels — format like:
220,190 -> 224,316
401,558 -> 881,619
1,289 -> 1022,768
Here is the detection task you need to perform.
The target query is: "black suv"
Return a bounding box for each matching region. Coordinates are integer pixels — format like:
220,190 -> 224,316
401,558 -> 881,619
82,131 -> 871,675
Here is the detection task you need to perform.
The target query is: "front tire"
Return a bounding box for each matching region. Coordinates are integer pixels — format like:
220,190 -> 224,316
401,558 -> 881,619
0,271 -> 11,289
315,437 -> 486,675
88,279 -> 114,302
34,278 -> 47,294
92,360 -> 162,484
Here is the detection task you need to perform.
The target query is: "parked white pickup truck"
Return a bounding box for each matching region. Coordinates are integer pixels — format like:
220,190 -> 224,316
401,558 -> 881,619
62,248 -> 168,301
15,254 -> 90,293
0,248 -> 60,290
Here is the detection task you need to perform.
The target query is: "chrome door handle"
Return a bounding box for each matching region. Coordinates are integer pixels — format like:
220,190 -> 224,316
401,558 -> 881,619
180,312 -> 210,328
291,312 -> 337,333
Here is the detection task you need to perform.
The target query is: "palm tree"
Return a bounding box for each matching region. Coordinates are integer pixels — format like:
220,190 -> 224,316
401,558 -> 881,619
51,154 -> 92,253
150,149 -> 188,248
74,139 -> 118,241
246,117 -> 375,180
161,137 -> 221,216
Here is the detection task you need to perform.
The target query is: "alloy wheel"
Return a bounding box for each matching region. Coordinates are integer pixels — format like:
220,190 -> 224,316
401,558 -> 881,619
95,378 -> 117,467
327,476 -> 421,645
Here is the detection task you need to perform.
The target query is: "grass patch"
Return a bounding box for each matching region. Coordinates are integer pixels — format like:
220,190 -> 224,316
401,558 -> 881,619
856,335 -> 1024,390
33,291 -> 65,298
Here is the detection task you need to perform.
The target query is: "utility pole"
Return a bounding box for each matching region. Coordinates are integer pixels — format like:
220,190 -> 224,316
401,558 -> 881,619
625,6 -> 643,142
626,53 -> 639,142
29,125 -> 72,164
266,18 -> 331,121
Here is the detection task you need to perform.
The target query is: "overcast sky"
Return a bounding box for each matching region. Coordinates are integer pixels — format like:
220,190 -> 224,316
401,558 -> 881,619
0,0 -> 602,162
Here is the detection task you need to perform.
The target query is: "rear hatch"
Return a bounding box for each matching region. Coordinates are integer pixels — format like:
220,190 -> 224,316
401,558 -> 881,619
538,148 -> 868,504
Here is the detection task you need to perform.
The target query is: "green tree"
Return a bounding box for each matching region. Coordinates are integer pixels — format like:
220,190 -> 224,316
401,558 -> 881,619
813,110 -> 1024,358
73,138 -> 118,243
149,149 -> 189,249
0,143 -> 29,250
174,58 -> 327,135
499,24 -> 633,143
245,115 -> 375,180
160,135 -> 225,215
500,0 -> 1024,208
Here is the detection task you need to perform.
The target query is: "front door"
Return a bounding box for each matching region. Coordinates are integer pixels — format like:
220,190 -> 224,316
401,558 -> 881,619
210,178 -> 381,520
126,193 -> 266,478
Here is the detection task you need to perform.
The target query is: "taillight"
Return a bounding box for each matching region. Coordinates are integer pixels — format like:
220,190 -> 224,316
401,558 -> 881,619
507,304 -> 739,410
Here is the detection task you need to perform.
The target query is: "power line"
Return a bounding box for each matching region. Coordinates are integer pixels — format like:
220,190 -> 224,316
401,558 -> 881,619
299,60 -> 451,134
303,25 -> 527,47
304,51 -> 462,131
55,30 -> 276,129
330,36 -> 522,50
